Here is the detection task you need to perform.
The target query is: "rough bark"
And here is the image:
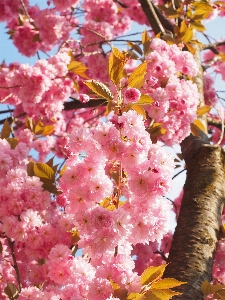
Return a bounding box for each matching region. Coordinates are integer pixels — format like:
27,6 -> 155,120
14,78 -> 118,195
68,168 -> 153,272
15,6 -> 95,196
163,135 -> 225,299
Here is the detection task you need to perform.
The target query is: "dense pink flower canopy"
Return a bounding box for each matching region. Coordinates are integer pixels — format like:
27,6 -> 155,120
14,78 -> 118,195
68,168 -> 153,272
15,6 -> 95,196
0,0 -> 225,299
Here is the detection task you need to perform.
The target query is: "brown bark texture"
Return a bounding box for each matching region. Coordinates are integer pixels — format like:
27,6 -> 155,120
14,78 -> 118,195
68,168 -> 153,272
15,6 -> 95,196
163,134 -> 225,299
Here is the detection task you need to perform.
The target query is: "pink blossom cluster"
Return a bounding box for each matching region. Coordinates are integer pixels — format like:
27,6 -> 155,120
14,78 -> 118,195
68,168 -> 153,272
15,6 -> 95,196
212,238 -> 225,284
0,0 -> 29,22
1,51 -> 74,120
2,2 -> 77,57
142,38 -> 200,145
0,134 -> 94,299
0,111 -> 175,299
56,110 -> 173,295
203,72 -> 218,105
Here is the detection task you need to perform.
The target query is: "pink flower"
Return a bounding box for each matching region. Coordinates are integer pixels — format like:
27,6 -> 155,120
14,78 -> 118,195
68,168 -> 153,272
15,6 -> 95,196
79,93 -> 90,103
124,88 -> 141,103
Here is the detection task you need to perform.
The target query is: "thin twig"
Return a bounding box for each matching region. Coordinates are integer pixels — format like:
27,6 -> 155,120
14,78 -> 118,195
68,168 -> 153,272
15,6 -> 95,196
172,168 -> 186,180
7,237 -> 22,291
20,0 -> 32,22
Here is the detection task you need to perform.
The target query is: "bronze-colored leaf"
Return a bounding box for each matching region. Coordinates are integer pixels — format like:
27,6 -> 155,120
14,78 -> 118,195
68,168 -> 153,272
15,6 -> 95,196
1,119 -> 11,139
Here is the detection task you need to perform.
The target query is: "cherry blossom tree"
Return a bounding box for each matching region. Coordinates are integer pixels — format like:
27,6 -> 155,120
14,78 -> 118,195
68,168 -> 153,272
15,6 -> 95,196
0,0 -> 225,299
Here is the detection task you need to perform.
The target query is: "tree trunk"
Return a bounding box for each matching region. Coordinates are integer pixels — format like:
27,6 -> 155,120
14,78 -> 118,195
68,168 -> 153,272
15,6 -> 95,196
163,134 -> 225,299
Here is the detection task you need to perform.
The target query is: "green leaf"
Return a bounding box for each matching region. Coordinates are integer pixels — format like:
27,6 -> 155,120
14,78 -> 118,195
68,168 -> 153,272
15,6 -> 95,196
151,278 -> 186,290
83,80 -> 113,102
4,283 -> 19,299
136,94 -> 154,105
33,163 -> 54,180
6,138 -> 18,149
1,119 -> 11,139
141,265 -> 167,286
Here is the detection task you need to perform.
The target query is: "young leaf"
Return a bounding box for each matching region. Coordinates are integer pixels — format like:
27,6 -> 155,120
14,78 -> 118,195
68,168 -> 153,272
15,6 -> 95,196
127,293 -> 146,300
34,121 -> 45,135
113,287 -> 128,299
142,29 -> 151,56
68,60 -> 89,79
191,21 -> 206,31
127,41 -> 143,55
105,100 -> 116,115
1,119 -> 11,139
214,289 -> 225,299
147,123 -> 167,144
201,280 -> 225,296
197,105 -> 211,116
41,125 -> 55,136
151,278 -> 186,290
4,283 -> 19,300
128,74 -> 145,89
109,48 -> 127,85
83,80 -> 113,102
145,289 -> 181,300
128,63 -> 147,82
182,26 -> 193,43
185,42 -> 196,54
46,156 -> 55,168
27,160 -> 35,177
190,119 -> 206,136
42,181 -> 59,195
130,104 -> 146,119
6,138 -> 18,149
127,62 -> 147,89
33,163 -> 54,180
136,94 -> 154,105
141,265 -> 167,286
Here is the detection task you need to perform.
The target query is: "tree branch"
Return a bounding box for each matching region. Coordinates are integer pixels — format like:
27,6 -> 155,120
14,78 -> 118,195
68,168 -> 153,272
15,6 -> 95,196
138,0 -> 165,35
64,98 -> 107,110
202,41 -> 225,54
